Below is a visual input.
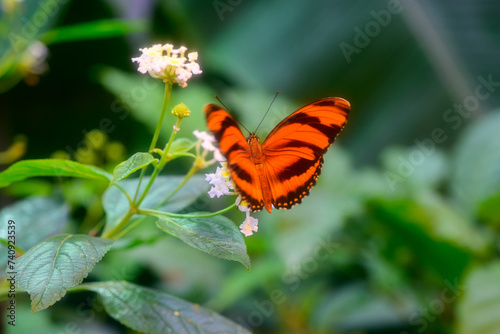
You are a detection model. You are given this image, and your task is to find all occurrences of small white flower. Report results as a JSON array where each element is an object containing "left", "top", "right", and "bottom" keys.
[
  {"left": 185, "top": 61, "right": 202, "bottom": 75},
  {"left": 188, "top": 52, "right": 198, "bottom": 62},
  {"left": 240, "top": 213, "right": 258, "bottom": 237},
  {"left": 208, "top": 185, "right": 227, "bottom": 198},
  {"left": 132, "top": 43, "right": 202, "bottom": 87},
  {"left": 193, "top": 130, "right": 226, "bottom": 163},
  {"left": 213, "top": 148, "right": 225, "bottom": 162},
  {"left": 193, "top": 130, "right": 216, "bottom": 151},
  {"left": 236, "top": 195, "right": 250, "bottom": 212}
]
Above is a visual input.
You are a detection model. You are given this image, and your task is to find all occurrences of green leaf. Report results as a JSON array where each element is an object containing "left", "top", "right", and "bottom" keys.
[
  {"left": 102, "top": 175, "right": 207, "bottom": 234},
  {"left": 41, "top": 19, "right": 147, "bottom": 45},
  {"left": 414, "top": 192, "right": 491, "bottom": 255},
  {"left": 3, "top": 179, "right": 53, "bottom": 197},
  {"left": 478, "top": 192, "right": 500, "bottom": 228},
  {"left": 170, "top": 138, "right": 196, "bottom": 154},
  {"left": 98, "top": 235, "right": 227, "bottom": 293},
  {"left": 169, "top": 138, "right": 196, "bottom": 159},
  {"left": 80, "top": 281, "right": 251, "bottom": 334},
  {"left": 0, "top": 195, "right": 69, "bottom": 265},
  {"left": 112, "top": 152, "right": 157, "bottom": 183},
  {"left": 155, "top": 214, "right": 250, "bottom": 269},
  {"left": 456, "top": 262, "right": 500, "bottom": 334},
  {"left": 451, "top": 112, "right": 500, "bottom": 214},
  {"left": 368, "top": 199, "right": 471, "bottom": 283},
  {"left": 0, "top": 159, "right": 111, "bottom": 188},
  {"left": 16, "top": 234, "right": 113, "bottom": 312},
  {"left": 207, "top": 256, "right": 284, "bottom": 310}
]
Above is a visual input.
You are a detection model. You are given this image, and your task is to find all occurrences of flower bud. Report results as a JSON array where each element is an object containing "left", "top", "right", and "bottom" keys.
[{"left": 171, "top": 103, "right": 191, "bottom": 118}]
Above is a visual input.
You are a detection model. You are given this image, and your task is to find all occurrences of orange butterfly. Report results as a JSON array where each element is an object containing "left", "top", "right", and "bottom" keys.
[{"left": 204, "top": 97, "right": 350, "bottom": 213}]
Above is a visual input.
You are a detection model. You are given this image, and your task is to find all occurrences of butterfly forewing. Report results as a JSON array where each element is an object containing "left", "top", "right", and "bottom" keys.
[
  {"left": 204, "top": 104, "right": 265, "bottom": 211},
  {"left": 261, "top": 97, "right": 350, "bottom": 210}
]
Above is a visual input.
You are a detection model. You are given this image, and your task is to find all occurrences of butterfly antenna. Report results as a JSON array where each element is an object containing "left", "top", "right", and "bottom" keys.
[
  {"left": 215, "top": 96, "right": 251, "bottom": 134},
  {"left": 254, "top": 91, "right": 279, "bottom": 133}
]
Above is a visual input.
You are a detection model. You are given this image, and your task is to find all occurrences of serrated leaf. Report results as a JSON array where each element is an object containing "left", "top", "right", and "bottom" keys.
[
  {"left": 0, "top": 195, "right": 69, "bottom": 264},
  {"left": 16, "top": 234, "right": 113, "bottom": 312},
  {"left": 456, "top": 262, "right": 500, "bottom": 334},
  {"left": 155, "top": 214, "right": 250, "bottom": 269},
  {"left": 112, "top": 152, "right": 157, "bottom": 183},
  {"left": 0, "top": 159, "right": 111, "bottom": 188},
  {"left": 102, "top": 175, "right": 208, "bottom": 234},
  {"left": 80, "top": 281, "right": 251, "bottom": 334}
]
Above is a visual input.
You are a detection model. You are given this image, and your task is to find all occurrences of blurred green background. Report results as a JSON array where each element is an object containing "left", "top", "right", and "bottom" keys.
[{"left": 1, "top": 0, "right": 500, "bottom": 333}]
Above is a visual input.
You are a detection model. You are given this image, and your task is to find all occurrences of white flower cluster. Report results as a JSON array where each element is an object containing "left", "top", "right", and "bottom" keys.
[
  {"left": 193, "top": 130, "right": 259, "bottom": 237},
  {"left": 205, "top": 163, "right": 235, "bottom": 198},
  {"left": 132, "top": 44, "right": 202, "bottom": 87}
]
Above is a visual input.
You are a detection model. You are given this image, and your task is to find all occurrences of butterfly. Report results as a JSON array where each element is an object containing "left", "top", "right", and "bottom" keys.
[{"left": 204, "top": 97, "right": 350, "bottom": 213}]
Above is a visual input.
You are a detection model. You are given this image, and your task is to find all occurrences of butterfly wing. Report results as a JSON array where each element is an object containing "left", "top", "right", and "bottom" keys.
[
  {"left": 261, "top": 97, "right": 350, "bottom": 210},
  {"left": 204, "top": 104, "right": 265, "bottom": 211}
]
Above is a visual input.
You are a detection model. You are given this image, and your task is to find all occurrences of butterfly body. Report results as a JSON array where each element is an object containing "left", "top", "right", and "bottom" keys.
[
  {"left": 204, "top": 97, "right": 350, "bottom": 213},
  {"left": 246, "top": 133, "right": 274, "bottom": 212}
]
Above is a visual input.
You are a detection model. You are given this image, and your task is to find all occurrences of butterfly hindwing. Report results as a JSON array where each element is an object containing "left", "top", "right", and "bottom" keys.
[
  {"left": 203, "top": 104, "right": 265, "bottom": 211},
  {"left": 261, "top": 97, "right": 350, "bottom": 210}
]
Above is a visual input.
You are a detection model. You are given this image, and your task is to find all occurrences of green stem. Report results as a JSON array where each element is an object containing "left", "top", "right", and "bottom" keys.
[
  {"left": 79, "top": 196, "right": 104, "bottom": 233},
  {"left": 155, "top": 162, "right": 199, "bottom": 209},
  {"left": 106, "top": 203, "right": 236, "bottom": 241},
  {"left": 159, "top": 118, "right": 183, "bottom": 168},
  {"left": 112, "top": 182, "right": 133, "bottom": 206},
  {"left": 102, "top": 208, "right": 135, "bottom": 239},
  {"left": 102, "top": 84, "right": 180, "bottom": 240},
  {"left": 135, "top": 117, "right": 182, "bottom": 208},
  {"left": 0, "top": 238, "right": 25, "bottom": 255},
  {"left": 88, "top": 218, "right": 106, "bottom": 236},
  {"left": 133, "top": 82, "right": 172, "bottom": 203},
  {"left": 138, "top": 204, "right": 236, "bottom": 219},
  {"left": 149, "top": 83, "right": 173, "bottom": 151},
  {"left": 114, "top": 216, "right": 146, "bottom": 240},
  {"left": 114, "top": 161, "right": 204, "bottom": 240},
  {"left": 67, "top": 284, "right": 90, "bottom": 293}
]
